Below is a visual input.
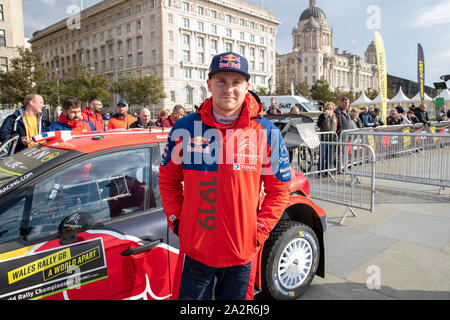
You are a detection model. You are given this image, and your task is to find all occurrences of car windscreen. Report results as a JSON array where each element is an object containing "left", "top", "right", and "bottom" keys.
[{"left": 0, "top": 144, "right": 69, "bottom": 188}]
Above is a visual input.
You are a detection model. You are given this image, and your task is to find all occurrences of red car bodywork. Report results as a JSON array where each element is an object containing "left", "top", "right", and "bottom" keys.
[{"left": 0, "top": 129, "right": 325, "bottom": 300}]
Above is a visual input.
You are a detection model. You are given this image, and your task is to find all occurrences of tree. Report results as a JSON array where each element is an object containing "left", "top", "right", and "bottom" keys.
[
  {"left": 310, "top": 78, "right": 334, "bottom": 103},
  {"left": 295, "top": 81, "right": 311, "bottom": 98},
  {"left": 110, "top": 75, "right": 166, "bottom": 115},
  {"left": 0, "top": 47, "right": 49, "bottom": 107},
  {"left": 60, "top": 64, "right": 110, "bottom": 105}
]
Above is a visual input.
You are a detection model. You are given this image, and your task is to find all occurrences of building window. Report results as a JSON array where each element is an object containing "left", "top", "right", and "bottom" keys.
[
  {"left": 182, "top": 34, "right": 190, "bottom": 46},
  {"left": 183, "top": 50, "right": 190, "bottom": 62},
  {"left": 137, "top": 52, "right": 143, "bottom": 65},
  {"left": 211, "top": 25, "right": 217, "bottom": 35},
  {"left": 170, "top": 90, "right": 176, "bottom": 102},
  {"left": 197, "top": 37, "right": 204, "bottom": 49},
  {"left": 210, "top": 10, "right": 217, "bottom": 19},
  {"left": 184, "top": 69, "right": 191, "bottom": 79},
  {"left": 0, "top": 57, "right": 8, "bottom": 73},
  {"left": 182, "top": 2, "right": 189, "bottom": 12},
  {"left": 197, "top": 52, "right": 204, "bottom": 64},
  {"left": 0, "top": 30, "right": 6, "bottom": 47},
  {"left": 182, "top": 18, "right": 189, "bottom": 28},
  {"left": 184, "top": 86, "right": 192, "bottom": 104},
  {"left": 0, "top": 5, "right": 4, "bottom": 21},
  {"left": 199, "top": 86, "right": 207, "bottom": 102},
  {"left": 210, "top": 40, "right": 217, "bottom": 52}
]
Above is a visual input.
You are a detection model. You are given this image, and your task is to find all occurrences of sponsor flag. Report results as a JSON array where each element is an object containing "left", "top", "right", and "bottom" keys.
[
  {"left": 374, "top": 31, "right": 388, "bottom": 124},
  {"left": 417, "top": 43, "right": 425, "bottom": 104}
]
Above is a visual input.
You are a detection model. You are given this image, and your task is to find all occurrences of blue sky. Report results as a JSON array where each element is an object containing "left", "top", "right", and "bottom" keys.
[{"left": 23, "top": 0, "right": 450, "bottom": 87}]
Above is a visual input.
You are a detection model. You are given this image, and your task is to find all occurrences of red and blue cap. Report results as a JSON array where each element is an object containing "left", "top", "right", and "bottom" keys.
[{"left": 208, "top": 51, "right": 250, "bottom": 80}]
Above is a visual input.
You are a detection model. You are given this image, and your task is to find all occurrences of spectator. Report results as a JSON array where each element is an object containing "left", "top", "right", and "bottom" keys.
[
  {"left": 386, "top": 109, "right": 402, "bottom": 125},
  {"left": 350, "top": 107, "right": 363, "bottom": 128},
  {"left": 414, "top": 103, "right": 431, "bottom": 126},
  {"left": 107, "top": 100, "right": 137, "bottom": 130},
  {"left": 47, "top": 96, "right": 96, "bottom": 132},
  {"left": 334, "top": 97, "right": 353, "bottom": 135},
  {"left": 269, "top": 97, "right": 280, "bottom": 109},
  {"left": 364, "top": 107, "right": 384, "bottom": 127},
  {"left": 436, "top": 105, "right": 447, "bottom": 122},
  {"left": 317, "top": 102, "right": 337, "bottom": 173},
  {"left": 158, "top": 51, "right": 290, "bottom": 300},
  {"left": 289, "top": 106, "right": 301, "bottom": 115},
  {"left": 395, "top": 104, "right": 405, "bottom": 115},
  {"left": 0, "top": 93, "right": 47, "bottom": 153},
  {"left": 358, "top": 106, "right": 370, "bottom": 126},
  {"left": 159, "top": 104, "right": 186, "bottom": 127},
  {"left": 406, "top": 110, "right": 419, "bottom": 124},
  {"left": 82, "top": 98, "right": 104, "bottom": 131},
  {"left": 156, "top": 109, "right": 171, "bottom": 127},
  {"left": 268, "top": 106, "right": 282, "bottom": 114},
  {"left": 130, "top": 107, "right": 155, "bottom": 128}
]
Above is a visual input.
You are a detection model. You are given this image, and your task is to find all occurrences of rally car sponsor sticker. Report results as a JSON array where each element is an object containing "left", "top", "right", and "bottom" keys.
[{"left": 0, "top": 238, "right": 107, "bottom": 300}]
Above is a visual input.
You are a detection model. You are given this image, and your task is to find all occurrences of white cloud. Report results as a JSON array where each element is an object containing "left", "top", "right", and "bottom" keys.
[
  {"left": 412, "top": 1, "right": 450, "bottom": 27},
  {"left": 39, "top": 0, "right": 56, "bottom": 4}
]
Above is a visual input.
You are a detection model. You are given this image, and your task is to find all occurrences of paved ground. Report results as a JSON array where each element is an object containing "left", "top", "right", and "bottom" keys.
[{"left": 301, "top": 179, "right": 450, "bottom": 300}]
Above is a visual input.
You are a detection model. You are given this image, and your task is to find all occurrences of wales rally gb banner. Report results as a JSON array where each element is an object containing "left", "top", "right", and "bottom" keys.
[{"left": 374, "top": 31, "right": 387, "bottom": 124}]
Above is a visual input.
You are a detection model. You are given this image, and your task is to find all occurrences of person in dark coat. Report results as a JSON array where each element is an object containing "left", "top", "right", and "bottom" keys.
[
  {"left": 414, "top": 103, "right": 431, "bottom": 126},
  {"left": 334, "top": 97, "right": 353, "bottom": 135},
  {"left": 0, "top": 93, "right": 47, "bottom": 153}
]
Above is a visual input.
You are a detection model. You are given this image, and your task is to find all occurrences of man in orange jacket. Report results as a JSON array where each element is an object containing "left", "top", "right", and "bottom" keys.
[
  {"left": 82, "top": 97, "right": 105, "bottom": 131},
  {"left": 158, "top": 52, "right": 291, "bottom": 300},
  {"left": 107, "top": 100, "right": 137, "bottom": 130}
]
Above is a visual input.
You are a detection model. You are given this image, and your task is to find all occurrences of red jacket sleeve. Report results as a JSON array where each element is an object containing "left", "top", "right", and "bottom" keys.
[
  {"left": 158, "top": 134, "right": 184, "bottom": 234},
  {"left": 256, "top": 127, "right": 291, "bottom": 245}
]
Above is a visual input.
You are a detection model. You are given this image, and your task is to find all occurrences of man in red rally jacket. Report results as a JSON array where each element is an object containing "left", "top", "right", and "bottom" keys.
[
  {"left": 82, "top": 97, "right": 105, "bottom": 131},
  {"left": 158, "top": 51, "right": 291, "bottom": 300}
]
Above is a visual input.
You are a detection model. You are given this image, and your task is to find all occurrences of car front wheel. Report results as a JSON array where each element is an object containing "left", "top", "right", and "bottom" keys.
[{"left": 261, "top": 221, "right": 320, "bottom": 300}]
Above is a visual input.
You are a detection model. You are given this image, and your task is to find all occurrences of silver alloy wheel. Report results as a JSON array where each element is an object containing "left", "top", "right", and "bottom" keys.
[{"left": 277, "top": 237, "right": 313, "bottom": 289}]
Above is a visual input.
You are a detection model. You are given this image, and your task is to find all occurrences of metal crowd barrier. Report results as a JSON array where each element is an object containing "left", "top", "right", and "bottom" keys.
[
  {"left": 340, "top": 129, "right": 450, "bottom": 189},
  {"left": 290, "top": 134, "right": 376, "bottom": 224}
]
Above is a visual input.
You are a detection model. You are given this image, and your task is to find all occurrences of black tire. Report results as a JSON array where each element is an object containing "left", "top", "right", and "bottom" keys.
[{"left": 261, "top": 221, "right": 320, "bottom": 300}]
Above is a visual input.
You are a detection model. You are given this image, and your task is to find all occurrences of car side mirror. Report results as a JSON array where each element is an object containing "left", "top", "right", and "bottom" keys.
[{"left": 59, "top": 212, "right": 95, "bottom": 245}]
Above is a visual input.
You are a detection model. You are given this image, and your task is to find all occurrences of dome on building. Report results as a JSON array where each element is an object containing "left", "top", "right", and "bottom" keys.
[
  {"left": 299, "top": 0, "right": 326, "bottom": 22},
  {"left": 304, "top": 17, "right": 320, "bottom": 29}
]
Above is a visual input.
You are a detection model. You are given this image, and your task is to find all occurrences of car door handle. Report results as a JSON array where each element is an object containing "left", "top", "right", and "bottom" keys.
[{"left": 121, "top": 239, "right": 162, "bottom": 256}]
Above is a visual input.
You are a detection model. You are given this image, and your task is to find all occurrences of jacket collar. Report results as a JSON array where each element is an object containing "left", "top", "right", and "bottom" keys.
[{"left": 196, "top": 92, "right": 263, "bottom": 129}]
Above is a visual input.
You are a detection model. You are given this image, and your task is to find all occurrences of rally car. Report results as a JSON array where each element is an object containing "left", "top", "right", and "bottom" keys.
[{"left": 0, "top": 128, "right": 326, "bottom": 300}]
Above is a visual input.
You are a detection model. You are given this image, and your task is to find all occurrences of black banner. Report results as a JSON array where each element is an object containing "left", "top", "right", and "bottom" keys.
[{"left": 0, "top": 238, "right": 107, "bottom": 300}]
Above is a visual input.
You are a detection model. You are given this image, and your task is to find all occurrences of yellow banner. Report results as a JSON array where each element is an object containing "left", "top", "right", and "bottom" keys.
[
  {"left": 374, "top": 31, "right": 387, "bottom": 124},
  {"left": 7, "top": 248, "right": 71, "bottom": 284}
]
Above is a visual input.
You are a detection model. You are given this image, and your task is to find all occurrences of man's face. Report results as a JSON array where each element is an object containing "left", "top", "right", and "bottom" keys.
[
  {"left": 341, "top": 99, "right": 350, "bottom": 109},
  {"left": 117, "top": 104, "right": 128, "bottom": 116},
  {"left": 207, "top": 72, "right": 249, "bottom": 116},
  {"left": 140, "top": 110, "right": 151, "bottom": 125},
  {"left": 29, "top": 95, "right": 44, "bottom": 114},
  {"left": 65, "top": 106, "right": 82, "bottom": 121},
  {"left": 90, "top": 100, "right": 103, "bottom": 113},
  {"left": 171, "top": 109, "right": 184, "bottom": 121}
]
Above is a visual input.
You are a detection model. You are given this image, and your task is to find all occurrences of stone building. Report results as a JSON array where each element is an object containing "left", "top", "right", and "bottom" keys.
[
  {"left": 277, "top": 0, "right": 378, "bottom": 93},
  {"left": 29, "top": 0, "right": 279, "bottom": 113},
  {"left": 0, "top": 0, "right": 25, "bottom": 73}
]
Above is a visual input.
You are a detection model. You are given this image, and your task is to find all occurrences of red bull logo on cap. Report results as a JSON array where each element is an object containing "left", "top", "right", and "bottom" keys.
[{"left": 219, "top": 54, "right": 241, "bottom": 69}]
